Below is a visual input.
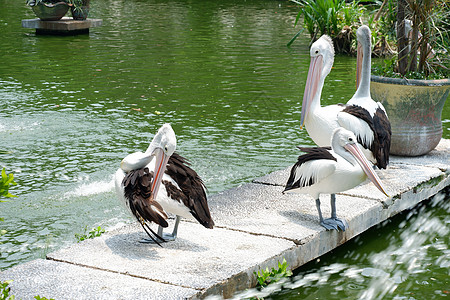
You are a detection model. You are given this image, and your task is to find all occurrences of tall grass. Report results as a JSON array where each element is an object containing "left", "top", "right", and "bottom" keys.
[{"left": 288, "top": 0, "right": 366, "bottom": 53}]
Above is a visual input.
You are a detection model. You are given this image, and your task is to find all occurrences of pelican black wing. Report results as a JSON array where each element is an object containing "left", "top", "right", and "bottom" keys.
[
  {"left": 123, "top": 167, "right": 169, "bottom": 244},
  {"left": 284, "top": 147, "right": 336, "bottom": 191},
  {"left": 342, "top": 104, "right": 391, "bottom": 169},
  {"left": 164, "top": 152, "right": 214, "bottom": 229}
]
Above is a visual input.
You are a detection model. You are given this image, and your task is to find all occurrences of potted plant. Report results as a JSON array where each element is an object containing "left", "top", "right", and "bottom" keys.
[
  {"left": 67, "top": 0, "right": 90, "bottom": 20},
  {"left": 370, "top": 0, "right": 450, "bottom": 156},
  {"left": 26, "top": 0, "right": 70, "bottom": 21}
]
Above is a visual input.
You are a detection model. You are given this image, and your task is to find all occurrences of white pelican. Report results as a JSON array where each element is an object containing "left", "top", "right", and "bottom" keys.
[
  {"left": 115, "top": 123, "right": 214, "bottom": 245},
  {"left": 299, "top": 30, "right": 391, "bottom": 169},
  {"left": 299, "top": 35, "right": 343, "bottom": 147},
  {"left": 284, "top": 127, "right": 388, "bottom": 231},
  {"left": 342, "top": 25, "right": 391, "bottom": 169}
]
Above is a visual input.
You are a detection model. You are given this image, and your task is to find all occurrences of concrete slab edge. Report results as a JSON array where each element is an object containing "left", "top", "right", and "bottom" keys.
[{"left": 46, "top": 256, "right": 203, "bottom": 291}]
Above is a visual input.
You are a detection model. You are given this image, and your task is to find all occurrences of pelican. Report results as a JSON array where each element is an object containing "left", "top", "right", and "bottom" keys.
[
  {"left": 342, "top": 25, "right": 391, "bottom": 169},
  {"left": 115, "top": 123, "right": 214, "bottom": 245},
  {"left": 299, "top": 29, "right": 391, "bottom": 169},
  {"left": 299, "top": 35, "right": 343, "bottom": 147},
  {"left": 284, "top": 127, "right": 388, "bottom": 231}
]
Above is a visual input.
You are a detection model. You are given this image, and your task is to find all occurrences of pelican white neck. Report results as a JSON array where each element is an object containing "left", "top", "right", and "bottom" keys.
[
  {"left": 354, "top": 25, "right": 372, "bottom": 100},
  {"left": 300, "top": 35, "right": 335, "bottom": 127}
]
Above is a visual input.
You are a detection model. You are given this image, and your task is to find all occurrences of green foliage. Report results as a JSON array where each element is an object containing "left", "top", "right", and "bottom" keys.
[
  {"left": 0, "top": 280, "right": 15, "bottom": 300},
  {"left": 372, "top": 55, "right": 450, "bottom": 79},
  {"left": 254, "top": 259, "right": 293, "bottom": 288},
  {"left": 0, "top": 281, "right": 55, "bottom": 300},
  {"left": 66, "top": 0, "right": 89, "bottom": 11},
  {"left": 0, "top": 168, "right": 17, "bottom": 223},
  {"left": 75, "top": 226, "right": 105, "bottom": 242},
  {"left": 0, "top": 168, "right": 17, "bottom": 200},
  {"left": 288, "top": 0, "right": 366, "bottom": 50},
  {"left": 34, "top": 296, "right": 55, "bottom": 300}
]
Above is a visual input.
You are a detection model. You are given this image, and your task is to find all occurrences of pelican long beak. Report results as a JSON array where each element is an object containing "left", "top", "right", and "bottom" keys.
[
  {"left": 150, "top": 148, "right": 171, "bottom": 201},
  {"left": 344, "top": 143, "right": 389, "bottom": 197},
  {"left": 356, "top": 42, "right": 363, "bottom": 90},
  {"left": 300, "top": 55, "right": 323, "bottom": 129}
]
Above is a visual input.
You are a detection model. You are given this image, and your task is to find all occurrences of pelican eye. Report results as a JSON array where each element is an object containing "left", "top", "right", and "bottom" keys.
[
  {"left": 164, "top": 145, "right": 169, "bottom": 152},
  {"left": 315, "top": 50, "right": 319, "bottom": 54},
  {"left": 349, "top": 137, "right": 353, "bottom": 142}
]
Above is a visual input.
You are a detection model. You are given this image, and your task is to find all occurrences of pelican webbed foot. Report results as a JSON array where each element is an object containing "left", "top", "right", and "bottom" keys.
[
  {"left": 320, "top": 218, "right": 339, "bottom": 230},
  {"left": 321, "top": 217, "right": 348, "bottom": 231}
]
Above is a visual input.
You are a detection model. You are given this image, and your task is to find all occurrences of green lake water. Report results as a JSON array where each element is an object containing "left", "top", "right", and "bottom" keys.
[{"left": 0, "top": 0, "right": 448, "bottom": 298}]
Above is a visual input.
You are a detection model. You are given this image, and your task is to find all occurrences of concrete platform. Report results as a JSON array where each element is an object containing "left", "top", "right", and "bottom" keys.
[
  {"left": 1, "top": 139, "right": 449, "bottom": 299},
  {"left": 22, "top": 17, "right": 102, "bottom": 35}
]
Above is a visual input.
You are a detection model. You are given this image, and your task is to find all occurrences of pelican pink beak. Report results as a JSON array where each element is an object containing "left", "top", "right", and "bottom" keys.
[
  {"left": 300, "top": 55, "right": 323, "bottom": 129},
  {"left": 344, "top": 143, "right": 389, "bottom": 197},
  {"left": 356, "top": 42, "right": 363, "bottom": 90},
  {"left": 150, "top": 147, "right": 171, "bottom": 201}
]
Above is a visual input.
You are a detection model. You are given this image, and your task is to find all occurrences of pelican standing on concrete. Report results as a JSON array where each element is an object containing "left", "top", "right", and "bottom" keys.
[
  {"left": 284, "top": 127, "right": 388, "bottom": 231},
  {"left": 115, "top": 124, "right": 214, "bottom": 245},
  {"left": 299, "top": 29, "right": 391, "bottom": 169}
]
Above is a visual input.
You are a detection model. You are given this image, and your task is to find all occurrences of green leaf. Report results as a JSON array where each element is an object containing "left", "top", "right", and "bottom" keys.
[{"left": 287, "top": 28, "right": 305, "bottom": 47}]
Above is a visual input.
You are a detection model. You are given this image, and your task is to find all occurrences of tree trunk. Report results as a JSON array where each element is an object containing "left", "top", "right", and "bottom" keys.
[
  {"left": 396, "top": 0, "right": 408, "bottom": 75},
  {"left": 409, "top": 16, "right": 419, "bottom": 72}
]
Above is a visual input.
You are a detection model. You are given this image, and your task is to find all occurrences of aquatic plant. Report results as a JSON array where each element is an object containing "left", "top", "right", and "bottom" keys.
[
  {"left": 75, "top": 226, "right": 105, "bottom": 242},
  {"left": 288, "top": 0, "right": 366, "bottom": 54},
  {"left": 34, "top": 296, "right": 55, "bottom": 300},
  {"left": 0, "top": 280, "right": 14, "bottom": 300},
  {"left": 254, "top": 258, "right": 293, "bottom": 288},
  {"left": 0, "top": 168, "right": 16, "bottom": 201},
  {"left": 0, "top": 168, "right": 17, "bottom": 224}
]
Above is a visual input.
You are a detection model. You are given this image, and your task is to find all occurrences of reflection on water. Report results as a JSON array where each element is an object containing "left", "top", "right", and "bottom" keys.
[
  {"left": 0, "top": 0, "right": 311, "bottom": 270},
  {"left": 232, "top": 190, "right": 449, "bottom": 299},
  {"left": 0, "top": 3, "right": 448, "bottom": 299}
]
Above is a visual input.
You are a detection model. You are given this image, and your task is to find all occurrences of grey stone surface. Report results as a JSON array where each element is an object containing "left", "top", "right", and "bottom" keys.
[
  {"left": 0, "top": 259, "right": 197, "bottom": 300},
  {"left": 47, "top": 222, "right": 295, "bottom": 298},
  {"left": 209, "top": 183, "right": 379, "bottom": 244},
  {"left": 340, "top": 162, "right": 446, "bottom": 202},
  {"left": 390, "top": 139, "right": 450, "bottom": 171},
  {"left": 1, "top": 139, "right": 448, "bottom": 300}
]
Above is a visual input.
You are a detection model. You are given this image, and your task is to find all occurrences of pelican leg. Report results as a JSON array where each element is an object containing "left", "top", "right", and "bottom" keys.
[
  {"left": 316, "top": 198, "right": 337, "bottom": 230},
  {"left": 160, "top": 215, "right": 181, "bottom": 242},
  {"left": 322, "top": 194, "right": 348, "bottom": 231},
  {"left": 139, "top": 216, "right": 181, "bottom": 243}
]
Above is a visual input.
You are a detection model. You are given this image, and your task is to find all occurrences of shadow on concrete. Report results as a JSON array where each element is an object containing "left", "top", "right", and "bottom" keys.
[{"left": 105, "top": 230, "right": 210, "bottom": 262}]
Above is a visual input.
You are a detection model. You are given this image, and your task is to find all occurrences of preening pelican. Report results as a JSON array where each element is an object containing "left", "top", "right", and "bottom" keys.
[
  {"left": 299, "top": 29, "right": 391, "bottom": 169},
  {"left": 284, "top": 127, "right": 388, "bottom": 231},
  {"left": 115, "top": 124, "right": 214, "bottom": 245}
]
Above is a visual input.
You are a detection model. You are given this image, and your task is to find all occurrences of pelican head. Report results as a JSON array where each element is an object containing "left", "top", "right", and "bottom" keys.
[
  {"left": 332, "top": 128, "right": 388, "bottom": 197},
  {"left": 356, "top": 25, "right": 372, "bottom": 89},
  {"left": 300, "top": 35, "right": 335, "bottom": 129}
]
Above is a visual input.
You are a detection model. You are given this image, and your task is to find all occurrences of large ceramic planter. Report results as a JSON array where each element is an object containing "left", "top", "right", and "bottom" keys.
[
  {"left": 31, "top": 2, "right": 70, "bottom": 21},
  {"left": 370, "top": 75, "right": 450, "bottom": 156}
]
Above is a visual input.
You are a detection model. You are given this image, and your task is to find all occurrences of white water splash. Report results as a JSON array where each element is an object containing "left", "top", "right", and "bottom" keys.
[{"left": 64, "top": 177, "right": 115, "bottom": 198}]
